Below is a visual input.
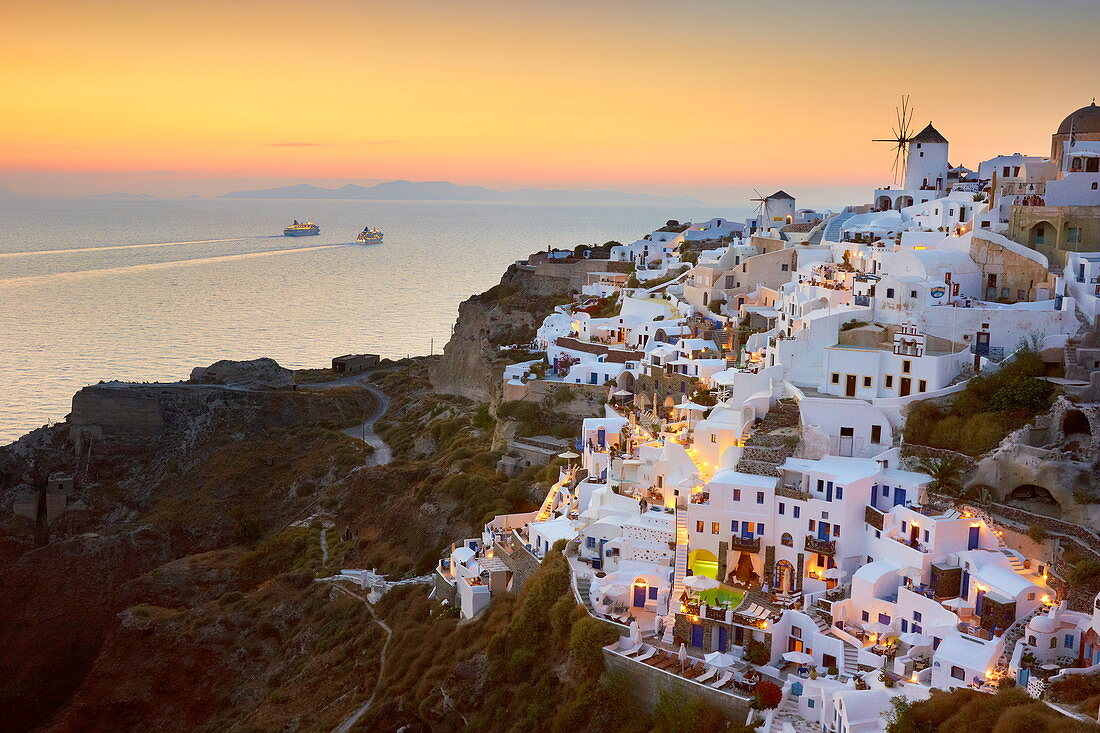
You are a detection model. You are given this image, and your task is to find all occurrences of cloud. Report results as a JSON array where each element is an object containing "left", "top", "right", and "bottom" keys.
[{"left": 266, "top": 142, "right": 326, "bottom": 148}]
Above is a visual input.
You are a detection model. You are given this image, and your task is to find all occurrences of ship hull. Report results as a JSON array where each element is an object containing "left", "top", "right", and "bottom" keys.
[{"left": 284, "top": 230, "right": 320, "bottom": 237}]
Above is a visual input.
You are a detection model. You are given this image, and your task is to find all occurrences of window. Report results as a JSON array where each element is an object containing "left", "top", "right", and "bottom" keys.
[
  {"left": 657, "top": 476, "right": 664, "bottom": 488},
  {"left": 733, "top": 489, "right": 741, "bottom": 501},
  {"left": 1065, "top": 635, "right": 1075, "bottom": 648},
  {"left": 779, "top": 502, "right": 786, "bottom": 515},
  {"left": 861, "top": 610, "right": 870, "bottom": 622},
  {"left": 649, "top": 586, "right": 658, "bottom": 600},
  {"left": 951, "top": 666, "right": 965, "bottom": 681},
  {"left": 757, "top": 492, "right": 765, "bottom": 504},
  {"left": 923, "top": 529, "right": 929, "bottom": 542},
  {"left": 882, "top": 486, "right": 890, "bottom": 497},
  {"left": 696, "top": 521, "right": 704, "bottom": 533},
  {"left": 792, "top": 626, "right": 802, "bottom": 638},
  {"left": 885, "top": 375, "right": 894, "bottom": 389},
  {"left": 781, "top": 263, "right": 789, "bottom": 271},
  {"left": 1027, "top": 593, "right": 1035, "bottom": 601},
  {"left": 586, "top": 536, "right": 596, "bottom": 549},
  {"left": 836, "top": 487, "right": 844, "bottom": 500},
  {"left": 817, "top": 479, "right": 824, "bottom": 492},
  {"left": 878, "top": 613, "right": 891, "bottom": 625},
  {"left": 1028, "top": 635, "right": 1036, "bottom": 646},
  {"left": 875, "top": 530, "right": 881, "bottom": 538},
  {"left": 901, "top": 521, "right": 907, "bottom": 532},
  {"left": 731, "top": 520, "right": 739, "bottom": 532},
  {"left": 833, "top": 525, "right": 841, "bottom": 537},
  {"left": 793, "top": 506, "right": 800, "bottom": 519},
  {"left": 1050, "top": 637, "right": 1058, "bottom": 649},
  {"left": 912, "top": 624, "right": 922, "bottom": 634},
  {"left": 809, "top": 519, "right": 817, "bottom": 531},
  {"left": 863, "top": 376, "right": 872, "bottom": 388},
  {"left": 831, "top": 373, "right": 840, "bottom": 384},
  {"left": 886, "top": 288, "right": 895, "bottom": 298},
  {"left": 1068, "top": 227, "right": 1081, "bottom": 244},
  {"left": 918, "top": 379, "right": 927, "bottom": 393},
  {"left": 871, "top": 425, "right": 882, "bottom": 443},
  {"left": 757, "top": 523, "right": 765, "bottom": 534},
  {"left": 712, "top": 522, "right": 720, "bottom": 535},
  {"left": 781, "top": 533, "right": 794, "bottom": 547},
  {"left": 808, "top": 699, "right": 815, "bottom": 709},
  {"left": 711, "top": 434, "right": 717, "bottom": 444},
  {"left": 910, "top": 290, "right": 917, "bottom": 299},
  {"left": 902, "top": 360, "right": 912, "bottom": 374},
  {"left": 914, "top": 611, "right": 922, "bottom": 622}
]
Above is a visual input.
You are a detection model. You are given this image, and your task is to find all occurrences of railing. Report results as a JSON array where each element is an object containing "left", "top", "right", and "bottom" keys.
[
  {"left": 970, "top": 344, "right": 1005, "bottom": 358},
  {"left": 729, "top": 535, "right": 761, "bottom": 552},
  {"left": 777, "top": 484, "right": 812, "bottom": 501},
  {"left": 853, "top": 295, "right": 870, "bottom": 307},
  {"left": 865, "top": 506, "right": 885, "bottom": 531},
  {"left": 805, "top": 535, "right": 837, "bottom": 555}
]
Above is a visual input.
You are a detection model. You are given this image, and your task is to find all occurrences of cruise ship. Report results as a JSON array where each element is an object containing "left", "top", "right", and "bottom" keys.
[
  {"left": 356, "top": 227, "right": 384, "bottom": 244},
  {"left": 283, "top": 220, "right": 320, "bottom": 236}
]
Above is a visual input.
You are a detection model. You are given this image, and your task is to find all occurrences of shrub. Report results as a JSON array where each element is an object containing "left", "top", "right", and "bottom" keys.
[
  {"left": 567, "top": 617, "right": 618, "bottom": 678},
  {"left": 1026, "top": 525, "right": 1048, "bottom": 543},
  {"left": 753, "top": 680, "right": 783, "bottom": 709},
  {"left": 745, "top": 639, "right": 769, "bottom": 666},
  {"left": 1070, "top": 559, "right": 1100, "bottom": 585}
]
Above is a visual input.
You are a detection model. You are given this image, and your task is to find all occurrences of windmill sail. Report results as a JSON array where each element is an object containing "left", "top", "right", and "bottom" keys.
[{"left": 873, "top": 95, "right": 915, "bottom": 184}]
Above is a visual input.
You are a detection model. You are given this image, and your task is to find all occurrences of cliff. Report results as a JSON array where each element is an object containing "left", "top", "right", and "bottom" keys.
[{"left": 429, "top": 263, "right": 574, "bottom": 402}]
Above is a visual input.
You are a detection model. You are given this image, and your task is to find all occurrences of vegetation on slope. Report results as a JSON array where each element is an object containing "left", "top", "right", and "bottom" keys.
[{"left": 886, "top": 686, "right": 1098, "bottom": 733}]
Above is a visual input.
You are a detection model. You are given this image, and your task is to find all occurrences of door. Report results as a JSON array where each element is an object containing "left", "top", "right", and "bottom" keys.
[
  {"left": 597, "top": 428, "right": 606, "bottom": 447},
  {"left": 910, "top": 524, "right": 919, "bottom": 545},
  {"left": 845, "top": 374, "right": 857, "bottom": 397},
  {"left": 968, "top": 525, "right": 980, "bottom": 550},
  {"left": 718, "top": 626, "right": 729, "bottom": 652},
  {"left": 691, "top": 624, "right": 704, "bottom": 648},
  {"left": 899, "top": 377, "right": 912, "bottom": 397},
  {"left": 818, "top": 522, "right": 830, "bottom": 541},
  {"left": 838, "top": 428, "right": 854, "bottom": 457},
  {"left": 961, "top": 570, "right": 970, "bottom": 599},
  {"left": 633, "top": 584, "right": 647, "bottom": 608},
  {"left": 975, "top": 332, "right": 990, "bottom": 355},
  {"left": 975, "top": 589, "right": 986, "bottom": 616},
  {"left": 893, "top": 487, "right": 906, "bottom": 507}
]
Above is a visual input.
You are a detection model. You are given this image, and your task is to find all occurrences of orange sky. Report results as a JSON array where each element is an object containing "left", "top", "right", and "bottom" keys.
[{"left": 2, "top": 0, "right": 1098, "bottom": 201}]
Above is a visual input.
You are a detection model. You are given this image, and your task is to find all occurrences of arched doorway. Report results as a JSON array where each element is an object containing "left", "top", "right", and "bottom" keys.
[
  {"left": 731, "top": 552, "right": 758, "bottom": 586},
  {"left": 774, "top": 560, "right": 795, "bottom": 593},
  {"left": 1063, "top": 409, "right": 1091, "bottom": 439},
  {"left": 895, "top": 196, "right": 913, "bottom": 210},
  {"left": 689, "top": 549, "right": 719, "bottom": 579},
  {"left": 1029, "top": 221, "right": 1057, "bottom": 247},
  {"left": 1006, "top": 484, "right": 1062, "bottom": 517},
  {"left": 876, "top": 195, "right": 892, "bottom": 211}
]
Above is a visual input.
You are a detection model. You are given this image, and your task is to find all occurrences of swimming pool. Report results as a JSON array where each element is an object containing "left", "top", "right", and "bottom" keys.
[{"left": 696, "top": 586, "right": 746, "bottom": 609}]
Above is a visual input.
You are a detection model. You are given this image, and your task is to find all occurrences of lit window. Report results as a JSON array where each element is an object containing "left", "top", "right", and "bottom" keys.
[
  {"left": 712, "top": 522, "right": 720, "bottom": 535},
  {"left": 696, "top": 521, "right": 704, "bottom": 533}
]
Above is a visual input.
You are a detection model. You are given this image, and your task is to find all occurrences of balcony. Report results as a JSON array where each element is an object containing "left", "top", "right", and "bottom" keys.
[
  {"left": 805, "top": 535, "right": 837, "bottom": 556},
  {"left": 865, "top": 505, "right": 885, "bottom": 531},
  {"left": 853, "top": 294, "right": 870, "bottom": 307},
  {"left": 729, "top": 535, "right": 761, "bottom": 552},
  {"left": 776, "top": 484, "right": 812, "bottom": 501},
  {"left": 970, "top": 344, "right": 1005, "bottom": 359}
]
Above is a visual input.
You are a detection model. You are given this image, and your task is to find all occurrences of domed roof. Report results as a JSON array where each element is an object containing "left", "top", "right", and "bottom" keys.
[{"left": 1057, "top": 102, "right": 1100, "bottom": 135}]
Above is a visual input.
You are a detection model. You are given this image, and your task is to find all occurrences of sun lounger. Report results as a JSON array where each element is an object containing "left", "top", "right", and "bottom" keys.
[
  {"left": 696, "top": 666, "right": 718, "bottom": 684},
  {"left": 709, "top": 671, "right": 733, "bottom": 688},
  {"left": 627, "top": 644, "right": 652, "bottom": 658},
  {"left": 620, "top": 640, "right": 643, "bottom": 656}
]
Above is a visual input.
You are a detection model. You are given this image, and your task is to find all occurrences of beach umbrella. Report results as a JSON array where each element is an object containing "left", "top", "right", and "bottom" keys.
[
  {"left": 557, "top": 451, "right": 580, "bottom": 460},
  {"left": 629, "top": 619, "right": 641, "bottom": 644},
  {"left": 674, "top": 401, "right": 709, "bottom": 411},
  {"left": 783, "top": 651, "right": 814, "bottom": 665},
  {"left": 898, "top": 632, "right": 932, "bottom": 647},
  {"left": 678, "top": 642, "right": 688, "bottom": 669},
  {"left": 822, "top": 568, "right": 846, "bottom": 580},
  {"left": 863, "top": 622, "right": 893, "bottom": 637},
  {"left": 705, "top": 651, "right": 737, "bottom": 668},
  {"left": 654, "top": 615, "right": 663, "bottom": 635},
  {"left": 613, "top": 389, "right": 633, "bottom": 397},
  {"left": 683, "top": 575, "right": 720, "bottom": 592},
  {"left": 601, "top": 584, "right": 629, "bottom": 599},
  {"left": 942, "top": 597, "right": 972, "bottom": 611}
]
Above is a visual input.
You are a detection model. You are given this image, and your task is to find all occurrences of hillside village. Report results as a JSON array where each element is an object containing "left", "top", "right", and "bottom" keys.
[{"left": 433, "top": 101, "right": 1100, "bottom": 731}]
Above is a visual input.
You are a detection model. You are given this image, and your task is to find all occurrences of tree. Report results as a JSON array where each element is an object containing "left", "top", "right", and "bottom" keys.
[
  {"left": 752, "top": 680, "right": 783, "bottom": 709},
  {"left": 913, "top": 455, "right": 968, "bottom": 497}
]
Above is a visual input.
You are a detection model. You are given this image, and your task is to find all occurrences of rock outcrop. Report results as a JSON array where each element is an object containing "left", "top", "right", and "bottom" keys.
[{"left": 189, "top": 357, "right": 294, "bottom": 389}]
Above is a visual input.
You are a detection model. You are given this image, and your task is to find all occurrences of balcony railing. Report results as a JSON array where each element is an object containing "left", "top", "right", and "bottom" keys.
[
  {"left": 777, "top": 484, "right": 812, "bottom": 501},
  {"left": 853, "top": 295, "right": 871, "bottom": 307},
  {"left": 970, "top": 344, "right": 1004, "bottom": 358},
  {"left": 729, "top": 535, "right": 761, "bottom": 552},
  {"left": 805, "top": 535, "right": 837, "bottom": 556}
]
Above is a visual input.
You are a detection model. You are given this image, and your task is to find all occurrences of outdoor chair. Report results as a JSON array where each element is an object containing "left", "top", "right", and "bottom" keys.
[
  {"left": 696, "top": 666, "right": 718, "bottom": 684},
  {"left": 709, "top": 671, "right": 733, "bottom": 688}
]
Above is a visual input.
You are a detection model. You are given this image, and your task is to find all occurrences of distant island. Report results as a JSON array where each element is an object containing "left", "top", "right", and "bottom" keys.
[{"left": 218, "top": 180, "right": 705, "bottom": 205}]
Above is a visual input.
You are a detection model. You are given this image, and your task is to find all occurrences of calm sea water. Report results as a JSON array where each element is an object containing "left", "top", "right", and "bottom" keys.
[{"left": 0, "top": 197, "right": 736, "bottom": 443}]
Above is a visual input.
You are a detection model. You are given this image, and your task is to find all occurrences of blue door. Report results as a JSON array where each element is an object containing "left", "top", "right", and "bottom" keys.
[
  {"left": 871, "top": 485, "right": 878, "bottom": 510},
  {"left": 975, "top": 590, "right": 985, "bottom": 616},
  {"left": 691, "top": 624, "right": 704, "bottom": 648},
  {"left": 961, "top": 570, "right": 970, "bottom": 598},
  {"left": 825, "top": 481, "right": 833, "bottom": 502},
  {"left": 633, "top": 585, "right": 647, "bottom": 608},
  {"left": 893, "top": 487, "right": 907, "bottom": 507},
  {"left": 818, "top": 522, "right": 830, "bottom": 541},
  {"left": 597, "top": 429, "right": 606, "bottom": 447},
  {"left": 718, "top": 626, "right": 729, "bottom": 652},
  {"left": 589, "top": 372, "right": 598, "bottom": 385},
  {"left": 968, "top": 526, "right": 980, "bottom": 550}
]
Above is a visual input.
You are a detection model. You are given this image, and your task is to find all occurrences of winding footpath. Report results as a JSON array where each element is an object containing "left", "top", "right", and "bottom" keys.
[
  {"left": 305, "top": 371, "right": 393, "bottom": 467},
  {"left": 327, "top": 582, "right": 393, "bottom": 733}
]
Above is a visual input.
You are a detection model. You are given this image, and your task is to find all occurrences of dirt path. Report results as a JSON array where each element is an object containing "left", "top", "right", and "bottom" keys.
[
  {"left": 305, "top": 373, "right": 393, "bottom": 467},
  {"left": 328, "top": 582, "right": 393, "bottom": 733}
]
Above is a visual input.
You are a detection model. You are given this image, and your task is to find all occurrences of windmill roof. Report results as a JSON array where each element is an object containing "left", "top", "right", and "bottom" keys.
[
  {"left": 912, "top": 123, "right": 948, "bottom": 144},
  {"left": 768, "top": 190, "right": 795, "bottom": 200}
]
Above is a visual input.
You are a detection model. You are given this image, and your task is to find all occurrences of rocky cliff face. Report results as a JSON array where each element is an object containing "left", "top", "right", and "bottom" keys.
[{"left": 429, "top": 263, "right": 573, "bottom": 402}]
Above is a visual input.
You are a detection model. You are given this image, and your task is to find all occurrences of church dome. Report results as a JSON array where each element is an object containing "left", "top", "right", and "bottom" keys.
[{"left": 1057, "top": 102, "right": 1100, "bottom": 135}]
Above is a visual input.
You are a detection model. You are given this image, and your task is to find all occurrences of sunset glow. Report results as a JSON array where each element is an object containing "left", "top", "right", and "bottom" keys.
[{"left": 4, "top": 0, "right": 1098, "bottom": 199}]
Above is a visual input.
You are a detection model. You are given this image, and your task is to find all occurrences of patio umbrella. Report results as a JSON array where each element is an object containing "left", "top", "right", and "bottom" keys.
[
  {"left": 705, "top": 651, "right": 737, "bottom": 668},
  {"left": 822, "top": 568, "right": 846, "bottom": 580},
  {"left": 557, "top": 451, "right": 580, "bottom": 460},
  {"left": 601, "top": 584, "right": 629, "bottom": 599},
  {"left": 674, "top": 401, "right": 709, "bottom": 411},
  {"left": 683, "top": 575, "right": 720, "bottom": 592},
  {"left": 942, "top": 597, "right": 972, "bottom": 610},
  {"left": 783, "top": 651, "right": 814, "bottom": 665},
  {"left": 898, "top": 632, "right": 932, "bottom": 647},
  {"left": 863, "top": 622, "right": 893, "bottom": 637},
  {"left": 613, "top": 389, "right": 633, "bottom": 397},
  {"left": 628, "top": 620, "right": 641, "bottom": 644},
  {"left": 678, "top": 643, "right": 688, "bottom": 669}
]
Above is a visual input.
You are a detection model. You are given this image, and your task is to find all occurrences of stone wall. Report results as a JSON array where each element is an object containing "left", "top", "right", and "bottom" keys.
[
  {"left": 495, "top": 536, "right": 540, "bottom": 593},
  {"left": 602, "top": 649, "right": 753, "bottom": 719}
]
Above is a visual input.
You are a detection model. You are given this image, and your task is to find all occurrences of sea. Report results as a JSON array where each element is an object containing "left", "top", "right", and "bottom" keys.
[{"left": 0, "top": 196, "right": 738, "bottom": 444}]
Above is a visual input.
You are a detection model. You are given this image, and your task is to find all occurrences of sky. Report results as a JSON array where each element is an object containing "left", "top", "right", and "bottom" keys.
[{"left": 2, "top": 0, "right": 1098, "bottom": 204}]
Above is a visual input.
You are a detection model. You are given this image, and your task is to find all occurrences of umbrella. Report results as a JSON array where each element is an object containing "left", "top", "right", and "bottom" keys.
[
  {"left": 674, "top": 401, "right": 709, "bottom": 411},
  {"left": 683, "top": 575, "right": 720, "bottom": 592},
  {"left": 601, "top": 584, "right": 629, "bottom": 599},
  {"left": 898, "top": 632, "right": 932, "bottom": 647},
  {"left": 557, "top": 451, "right": 580, "bottom": 459},
  {"left": 822, "top": 568, "right": 846, "bottom": 580},
  {"left": 705, "top": 651, "right": 737, "bottom": 668},
  {"left": 613, "top": 389, "right": 633, "bottom": 397},
  {"left": 862, "top": 622, "right": 893, "bottom": 636},
  {"left": 942, "top": 597, "right": 972, "bottom": 610},
  {"left": 628, "top": 620, "right": 641, "bottom": 644},
  {"left": 678, "top": 643, "right": 688, "bottom": 668},
  {"left": 783, "top": 651, "right": 814, "bottom": 665}
]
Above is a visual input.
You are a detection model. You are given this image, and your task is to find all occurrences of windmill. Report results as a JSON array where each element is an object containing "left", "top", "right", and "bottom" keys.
[
  {"left": 873, "top": 95, "right": 915, "bottom": 185},
  {"left": 749, "top": 188, "right": 770, "bottom": 226}
]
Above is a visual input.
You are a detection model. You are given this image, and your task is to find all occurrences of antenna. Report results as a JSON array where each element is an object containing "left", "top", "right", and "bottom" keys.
[{"left": 873, "top": 95, "right": 915, "bottom": 185}]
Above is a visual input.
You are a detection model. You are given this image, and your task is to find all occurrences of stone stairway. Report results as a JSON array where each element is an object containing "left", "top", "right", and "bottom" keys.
[
  {"left": 576, "top": 575, "right": 595, "bottom": 614},
  {"left": 810, "top": 611, "right": 830, "bottom": 632},
  {"left": 821, "top": 210, "right": 855, "bottom": 244},
  {"left": 840, "top": 639, "right": 860, "bottom": 675},
  {"left": 661, "top": 511, "right": 689, "bottom": 644},
  {"left": 999, "top": 548, "right": 1026, "bottom": 572},
  {"left": 735, "top": 400, "right": 800, "bottom": 477}
]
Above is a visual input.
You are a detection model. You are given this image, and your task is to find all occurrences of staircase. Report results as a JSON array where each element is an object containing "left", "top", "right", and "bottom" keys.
[
  {"left": 735, "top": 399, "right": 801, "bottom": 477},
  {"left": 661, "top": 510, "right": 690, "bottom": 644},
  {"left": 810, "top": 611, "right": 830, "bottom": 632},
  {"left": 536, "top": 471, "right": 570, "bottom": 522},
  {"left": 840, "top": 640, "right": 860, "bottom": 675},
  {"left": 999, "top": 548, "right": 1026, "bottom": 572},
  {"left": 821, "top": 210, "right": 856, "bottom": 244},
  {"left": 576, "top": 575, "right": 595, "bottom": 614}
]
